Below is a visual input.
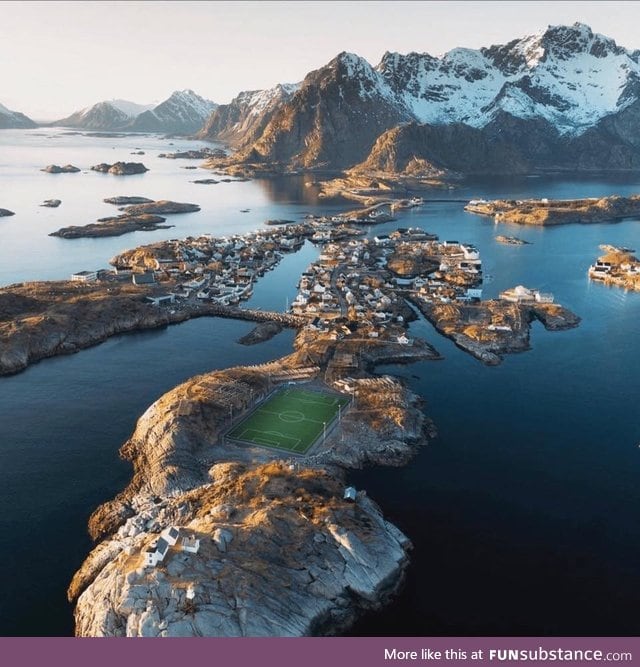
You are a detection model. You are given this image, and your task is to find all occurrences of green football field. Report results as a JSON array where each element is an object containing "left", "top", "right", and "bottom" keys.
[{"left": 227, "top": 387, "right": 350, "bottom": 454}]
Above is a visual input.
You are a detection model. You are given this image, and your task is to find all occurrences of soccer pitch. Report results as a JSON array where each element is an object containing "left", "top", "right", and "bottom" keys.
[{"left": 227, "top": 387, "right": 350, "bottom": 454}]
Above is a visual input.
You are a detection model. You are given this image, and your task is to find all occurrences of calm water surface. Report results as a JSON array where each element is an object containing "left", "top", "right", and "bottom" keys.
[{"left": 1, "top": 131, "right": 639, "bottom": 635}]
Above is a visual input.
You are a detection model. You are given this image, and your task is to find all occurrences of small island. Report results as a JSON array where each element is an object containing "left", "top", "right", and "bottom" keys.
[
  {"left": 50, "top": 214, "right": 171, "bottom": 239},
  {"left": 91, "top": 162, "right": 149, "bottom": 175},
  {"left": 41, "top": 164, "right": 80, "bottom": 173},
  {"left": 103, "top": 196, "right": 154, "bottom": 206},
  {"left": 159, "top": 148, "right": 225, "bottom": 160},
  {"left": 40, "top": 199, "right": 62, "bottom": 208},
  {"left": 118, "top": 200, "right": 201, "bottom": 215},
  {"left": 0, "top": 208, "right": 15, "bottom": 217},
  {"left": 465, "top": 195, "right": 640, "bottom": 226},
  {"left": 588, "top": 245, "right": 640, "bottom": 291},
  {"left": 495, "top": 235, "right": 530, "bottom": 245},
  {"left": 50, "top": 201, "right": 201, "bottom": 239}
]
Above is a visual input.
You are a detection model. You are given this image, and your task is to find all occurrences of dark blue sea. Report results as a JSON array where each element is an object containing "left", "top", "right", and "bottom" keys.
[{"left": 1, "top": 130, "right": 639, "bottom": 635}]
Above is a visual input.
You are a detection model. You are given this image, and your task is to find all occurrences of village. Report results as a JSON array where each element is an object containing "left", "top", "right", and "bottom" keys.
[{"left": 61, "top": 207, "right": 582, "bottom": 372}]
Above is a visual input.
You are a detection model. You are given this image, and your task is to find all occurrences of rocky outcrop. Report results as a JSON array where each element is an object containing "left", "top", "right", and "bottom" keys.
[
  {"left": 71, "top": 462, "right": 411, "bottom": 637},
  {"left": 41, "top": 164, "right": 80, "bottom": 173},
  {"left": 409, "top": 295, "right": 580, "bottom": 365},
  {"left": 495, "top": 235, "right": 530, "bottom": 245},
  {"left": 119, "top": 200, "right": 200, "bottom": 215},
  {"left": 466, "top": 195, "right": 640, "bottom": 225},
  {"left": 0, "top": 208, "right": 15, "bottom": 217},
  {"left": 237, "top": 321, "right": 282, "bottom": 345},
  {"left": 0, "top": 281, "right": 188, "bottom": 376},
  {"left": 91, "top": 162, "right": 149, "bottom": 175},
  {"left": 50, "top": 214, "right": 170, "bottom": 238},
  {"left": 68, "top": 330, "right": 435, "bottom": 636},
  {"left": 40, "top": 199, "right": 61, "bottom": 208}
]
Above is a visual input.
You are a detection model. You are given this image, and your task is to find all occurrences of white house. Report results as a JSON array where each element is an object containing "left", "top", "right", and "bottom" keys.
[
  {"left": 144, "top": 537, "right": 170, "bottom": 567},
  {"left": 397, "top": 334, "right": 413, "bottom": 345},
  {"left": 461, "top": 244, "right": 480, "bottom": 261},
  {"left": 181, "top": 535, "right": 200, "bottom": 554},
  {"left": 70, "top": 270, "right": 97, "bottom": 283}
]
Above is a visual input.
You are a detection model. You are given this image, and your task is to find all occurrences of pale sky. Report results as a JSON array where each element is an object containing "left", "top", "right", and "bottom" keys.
[{"left": 2, "top": 1, "right": 640, "bottom": 120}]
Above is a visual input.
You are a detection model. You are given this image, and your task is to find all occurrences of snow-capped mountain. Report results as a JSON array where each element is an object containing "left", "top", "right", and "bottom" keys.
[
  {"left": 198, "top": 83, "right": 299, "bottom": 145},
  {"left": 54, "top": 90, "right": 215, "bottom": 134},
  {"left": 0, "top": 102, "right": 37, "bottom": 129},
  {"left": 128, "top": 90, "right": 217, "bottom": 134},
  {"left": 53, "top": 99, "right": 152, "bottom": 130},
  {"left": 211, "top": 23, "right": 640, "bottom": 173}
]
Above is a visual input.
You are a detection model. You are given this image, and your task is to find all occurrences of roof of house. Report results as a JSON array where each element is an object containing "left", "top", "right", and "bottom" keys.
[
  {"left": 133, "top": 272, "right": 155, "bottom": 285},
  {"left": 156, "top": 538, "right": 170, "bottom": 555}
]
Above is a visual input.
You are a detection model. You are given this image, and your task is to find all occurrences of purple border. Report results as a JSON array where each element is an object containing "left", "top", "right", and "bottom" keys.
[{"left": 2, "top": 637, "right": 639, "bottom": 667}]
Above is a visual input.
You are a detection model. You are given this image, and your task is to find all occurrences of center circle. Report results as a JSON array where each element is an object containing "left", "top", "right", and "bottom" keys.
[{"left": 279, "top": 411, "right": 305, "bottom": 423}]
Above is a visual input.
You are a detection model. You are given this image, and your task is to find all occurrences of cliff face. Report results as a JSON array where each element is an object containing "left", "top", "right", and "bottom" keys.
[
  {"left": 197, "top": 84, "right": 298, "bottom": 146},
  {"left": 71, "top": 462, "right": 411, "bottom": 637},
  {"left": 237, "top": 53, "right": 411, "bottom": 169}
]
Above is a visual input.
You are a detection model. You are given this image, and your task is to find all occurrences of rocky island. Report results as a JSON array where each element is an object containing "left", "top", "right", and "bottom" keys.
[
  {"left": 103, "top": 196, "right": 154, "bottom": 206},
  {"left": 495, "top": 235, "right": 530, "bottom": 245},
  {"left": 50, "top": 214, "right": 171, "bottom": 239},
  {"left": 588, "top": 245, "right": 640, "bottom": 291},
  {"left": 118, "top": 200, "right": 201, "bottom": 215},
  {"left": 0, "top": 208, "right": 15, "bottom": 217},
  {"left": 68, "top": 336, "right": 433, "bottom": 636},
  {"left": 40, "top": 199, "right": 62, "bottom": 208},
  {"left": 41, "top": 164, "right": 80, "bottom": 173},
  {"left": 410, "top": 291, "right": 580, "bottom": 365},
  {"left": 50, "top": 201, "right": 200, "bottom": 239},
  {"left": 91, "top": 162, "right": 149, "bottom": 175},
  {"left": 465, "top": 195, "right": 640, "bottom": 226}
]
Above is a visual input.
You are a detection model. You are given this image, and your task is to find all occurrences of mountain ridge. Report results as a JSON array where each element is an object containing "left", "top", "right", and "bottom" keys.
[{"left": 201, "top": 22, "right": 640, "bottom": 175}]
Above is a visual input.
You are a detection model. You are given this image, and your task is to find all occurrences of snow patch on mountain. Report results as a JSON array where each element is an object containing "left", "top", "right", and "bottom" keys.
[
  {"left": 108, "top": 99, "right": 156, "bottom": 117},
  {"left": 371, "top": 22, "right": 640, "bottom": 135}
]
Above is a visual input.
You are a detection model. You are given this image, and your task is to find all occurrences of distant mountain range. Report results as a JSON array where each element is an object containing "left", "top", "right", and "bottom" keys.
[
  {"left": 0, "top": 102, "right": 37, "bottom": 129},
  {"left": 53, "top": 90, "right": 217, "bottom": 134},
  {"left": 199, "top": 23, "right": 640, "bottom": 175},
  {"left": 6, "top": 23, "right": 640, "bottom": 176}
]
